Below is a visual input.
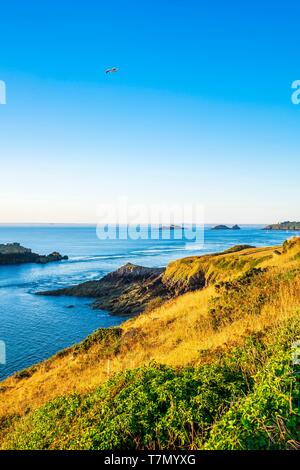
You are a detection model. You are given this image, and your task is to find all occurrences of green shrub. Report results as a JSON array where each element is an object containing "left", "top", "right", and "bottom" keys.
[
  {"left": 3, "top": 317, "right": 300, "bottom": 450},
  {"left": 205, "top": 319, "right": 300, "bottom": 449},
  {"left": 205, "top": 353, "right": 300, "bottom": 449},
  {"left": 2, "top": 363, "right": 247, "bottom": 450}
]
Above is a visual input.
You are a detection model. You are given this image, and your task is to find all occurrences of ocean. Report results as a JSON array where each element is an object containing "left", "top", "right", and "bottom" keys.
[{"left": 0, "top": 224, "right": 298, "bottom": 380}]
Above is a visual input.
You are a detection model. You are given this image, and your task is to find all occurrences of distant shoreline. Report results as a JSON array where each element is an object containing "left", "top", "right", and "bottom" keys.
[{"left": 0, "top": 223, "right": 267, "bottom": 227}]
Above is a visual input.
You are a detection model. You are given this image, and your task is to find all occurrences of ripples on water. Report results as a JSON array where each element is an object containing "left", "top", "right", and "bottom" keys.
[{"left": 0, "top": 224, "right": 298, "bottom": 379}]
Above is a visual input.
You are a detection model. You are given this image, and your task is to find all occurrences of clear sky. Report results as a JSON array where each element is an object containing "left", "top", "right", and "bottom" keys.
[{"left": 0, "top": 0, "right": 299, "bottom": 224}]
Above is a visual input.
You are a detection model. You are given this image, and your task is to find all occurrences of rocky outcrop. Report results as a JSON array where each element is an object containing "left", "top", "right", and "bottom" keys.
[
  {"left": 37, "top": 244, "right": 265, "bottom": 315},
  {"left": 212, "top": 225, "right": 241, "bottom": 230},
  {"left": 264, "top": 221, "right": 300, "bottom": 231},
  {"left": 0, "top": 243, "right": 68, "bottom": 266},
  {"left": 39, "top": 240, "right": 299, "bottom": 317},
  {"left": 0, "top": 243, "right": 32, "bottom": 255},
  {"left": 38, "top": 263, "right": 168, "bottom": 315},
  {"left": 212, "top": 225, "right": 230, "bottom": 230}
]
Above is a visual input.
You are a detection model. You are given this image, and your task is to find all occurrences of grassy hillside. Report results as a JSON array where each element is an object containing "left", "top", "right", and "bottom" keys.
[{"left": 1, "top": 238, "right": 300, "bottom": 449}]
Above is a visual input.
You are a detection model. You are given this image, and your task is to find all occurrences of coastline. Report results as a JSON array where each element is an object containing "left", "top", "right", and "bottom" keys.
[
  {"left": 0, "top": 237, "right": 293, "bottom": 378},
  {"left": 1, "top": 237, "right": 300, "bottom": 449},
  {"left": 0, "top": 226, "right": 299, "bottom": 381}
]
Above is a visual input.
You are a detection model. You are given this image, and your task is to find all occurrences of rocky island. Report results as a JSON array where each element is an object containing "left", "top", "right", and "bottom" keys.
[
  {"left": 159, "top": 224, "right": 183, "bottom": 230},
  {"left": 0, "top": 243, "right": 68, "bottom": 266},
  {"left": 264, "top": 221, "right": 300, "bottom": 231},
  {"left": 212, "top": 224, "right": 241, "bottom": 230}
]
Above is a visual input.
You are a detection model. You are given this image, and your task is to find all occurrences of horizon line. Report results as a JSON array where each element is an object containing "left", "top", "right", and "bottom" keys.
[{"left": 0, "top": 222, "right": 270, "bottom": 226}]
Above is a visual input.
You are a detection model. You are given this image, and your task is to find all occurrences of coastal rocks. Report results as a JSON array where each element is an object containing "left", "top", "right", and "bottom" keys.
[
  {"left": 38, "top": 263, "right": 168, "bottom": 316},
  {"left": 212, "top": 225, "right": 241, "bottom": 230},
  {"left": 0, "top": 243, "right": 68, "bottom": 266},
  {"left": 0, "top": 243, "right": 31, "bottom": 254},
  {"left": 37, "top": 244, "right": 263, "bottom": 316},
  {"left": 40, "top": 244, "right": 253, "bottom": 315},
  {"left": 35, "top": 251, "right": 68, "bottom": 264},
  {"left": 162, "top": 263, "right": 206, "bottom": 295}
]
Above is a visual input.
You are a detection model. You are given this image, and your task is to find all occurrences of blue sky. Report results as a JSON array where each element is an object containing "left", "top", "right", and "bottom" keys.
[{"left": 0, "top": 0, "right": 299, "bottom": 223}]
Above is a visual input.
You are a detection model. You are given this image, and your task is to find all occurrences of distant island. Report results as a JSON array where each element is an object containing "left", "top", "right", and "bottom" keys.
[
  {"left": 0, "top": 243, "right": 68, "bottom": 266},
  {"left": 159, "top": 224, "right": 183, "bottom": 230},
  {"left": 212, "top": 224, "right": 241, "bottom": 230},
  {"left": 264, "top": 221, "right": 300, "bottom": 231}
]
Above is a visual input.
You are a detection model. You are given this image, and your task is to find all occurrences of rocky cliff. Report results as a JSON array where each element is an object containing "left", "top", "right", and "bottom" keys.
[{"left": 38, "top": 263, "right": 167, "bottom": 315}]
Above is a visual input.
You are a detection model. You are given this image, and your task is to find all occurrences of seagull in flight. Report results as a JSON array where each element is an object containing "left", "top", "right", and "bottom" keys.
[{"left": 105, "top": 67, "right": 118, "bottom": 74}]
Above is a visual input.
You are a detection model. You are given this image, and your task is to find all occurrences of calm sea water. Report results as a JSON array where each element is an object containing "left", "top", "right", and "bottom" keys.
[{"left": 0, "top": 224, "right": 298, "bottom": 380}]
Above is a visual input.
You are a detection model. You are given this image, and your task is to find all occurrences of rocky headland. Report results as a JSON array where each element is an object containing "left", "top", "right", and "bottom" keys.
[
  {"left": 37, "top": 243, "right": 276, "bottom": 316},
  {"left": 38, "top": 263, "right": 167, "bottom": 315},
  {"left": 264, "top": 221, "right": 300, "bottom": 230},
  {"left": 0, "top": 243, "right": 68, "bottom": 266}
]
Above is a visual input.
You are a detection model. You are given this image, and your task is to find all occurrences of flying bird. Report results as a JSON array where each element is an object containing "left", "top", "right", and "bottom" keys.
[{"left": 105, "top": 67, "right": 118, "bottom": 74}]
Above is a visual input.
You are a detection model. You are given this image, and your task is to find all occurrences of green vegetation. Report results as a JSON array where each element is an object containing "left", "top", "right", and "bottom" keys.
[
  {"left": 206, "top": 321, "right": 300, "bottom": 450},
  {"left": 2, "top": 317, "right": 300, "bottom": 450},
  {"left": 1, "top": 364, "right": 246, "bottom": 450},
  {"left": 72, "top": 327, "right": 123, "bottom": 355}
]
